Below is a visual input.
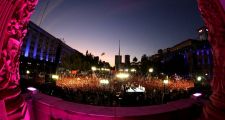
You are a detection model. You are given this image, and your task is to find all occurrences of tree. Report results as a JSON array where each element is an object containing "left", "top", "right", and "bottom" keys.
[
  {"left": 86, "top": 50, "right": 88, "bottom": 56},
  {"left": 133, "top": 57, "right": 138, "bottom": 63},
  {"left": 61, "top": 53, "right": 82, "bottom": 70}
]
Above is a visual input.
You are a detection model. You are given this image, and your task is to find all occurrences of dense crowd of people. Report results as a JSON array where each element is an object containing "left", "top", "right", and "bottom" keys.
[{"left": 34, "top": 73, "right": 196, "bottom": 107}]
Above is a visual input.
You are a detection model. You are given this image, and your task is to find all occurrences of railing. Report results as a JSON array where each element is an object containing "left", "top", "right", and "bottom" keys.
[{"left": 28, "top": 93, "right": 202, "bottom": 120}]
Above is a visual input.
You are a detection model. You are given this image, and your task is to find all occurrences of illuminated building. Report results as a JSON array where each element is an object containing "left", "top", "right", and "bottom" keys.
[
  {"left": 20, "top": 21, "right": 81, "bottom": 75},
  {"left": 149, "top": 26, "right": 213, "bottom": 77}
]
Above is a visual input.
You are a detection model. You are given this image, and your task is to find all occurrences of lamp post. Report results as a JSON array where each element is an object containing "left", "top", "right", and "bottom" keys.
[
  {"left": 91, "top": 66, "right": 97, "bottom": 78},
  {"left": 162, "top": 77, "right": 169, "bottom": 104},
  {"left": 148, "top": 68, "right": 153, "bottom": 79},
  {"left": 130, "top": 68, "right": 136, "bottom": 73},
  {"left": 197, "top": 76, "right": 202, "bottom": 82},
  {"left": 195, "top": 76, "right": 204, "bottom": 92},
  {"left": 91, "top": 66, "right": 97, "bottom": 71},
  {"left": 149, "top": 68, "right": 153, "bottom": 73}
]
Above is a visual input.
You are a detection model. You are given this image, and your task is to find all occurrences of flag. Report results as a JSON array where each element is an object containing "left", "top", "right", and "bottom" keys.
[{"left": 101, "top": 52, "right": 105, "bottom": 56}]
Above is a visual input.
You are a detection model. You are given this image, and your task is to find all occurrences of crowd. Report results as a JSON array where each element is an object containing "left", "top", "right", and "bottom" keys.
[{"left": 34, "top": 74, "right": 195, "bottom": 107}]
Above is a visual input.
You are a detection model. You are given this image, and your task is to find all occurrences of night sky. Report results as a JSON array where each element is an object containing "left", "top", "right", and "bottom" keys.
[{"left": 31, "top": 0, "right": 204, "bottom": 66}]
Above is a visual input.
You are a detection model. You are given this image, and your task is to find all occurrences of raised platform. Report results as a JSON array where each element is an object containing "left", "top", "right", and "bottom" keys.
[{"left": 29, "top": 93, "right": 202, "bottom": 120}]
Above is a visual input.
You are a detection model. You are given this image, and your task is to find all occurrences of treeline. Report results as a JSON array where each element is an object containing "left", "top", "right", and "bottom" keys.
[
  {"left": 133, "top": 53, "right": 187, "bottom": 76},
  {"left": 60, "top": 51, "right": 110, "bottom": 71}
]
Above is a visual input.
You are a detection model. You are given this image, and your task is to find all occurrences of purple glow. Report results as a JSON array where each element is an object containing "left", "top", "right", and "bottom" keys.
[
  {"left": 40, "top": 40, "right": 45, "bottom": 60},
  {"left": 193, "top": 93, "right": 202, "bottom": 97},
  {"left": 25, "top": 33, "right": 32, "bottom": 57},
  {"left": 51, "top": 56, "right": 54, "bottom": 62},
  {"left": 33, "top": 37, "right": 39, "bottom": 59},
  {"left": 202, "top": 50, "right": 205, "bottom": 64},
  {"left": 207, "top": 49, "right": 210, "bottom": 55},
  {"left": 206, "top": 50, "right": 210, "bottom": 64},
  {"left": 46, "top": 45, "right": 50, "bottom": 61},
  {"left": 196, "top": 50, "right": 200, "bottom": 55}
]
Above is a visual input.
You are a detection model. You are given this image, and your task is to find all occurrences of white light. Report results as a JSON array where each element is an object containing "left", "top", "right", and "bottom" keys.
[
  {"left": 105, "top": 68, "right": 110, "bottom": 71},
  {"left": 127, "top": 88, "right": 135, "bottom": 92},
  {"left": 126, "top": 85, "right": 145, "bottom": 93},
  {"left": 197, "top": 76, "right": 202, "bottom": 81},
  {"left": 125, "top": 69, "right": 129, "bottom": 72},
  {"left": 116, "top": 73, "right": 129, "bottom": 79},
  {"left": 52, "top": 74, "right": 59, "bottom": 80},
  {"left": 206, "top": 29, "right": 208, "bottom": 32},
  {"left": 27, "top": 87, "right": 38, "bottom": 94},
  {"left": 205, "top": 73, "right": 208, "bottom": 76},
  {"left": 134, "top": 85, "right": 145, "bottom": 92},
  {"left": 26, "top": 70, "right": 30, "bottom": 74},
  {"left": 91, "top": 66, "right": 97, "bottom": 71},
  {"left": 199, "top": 29, "right": 203, "bottom": 33},
  {"left": 130, "top": 68, "right": 136, "bottom": 72},
  {"left": 100, "top": 79, "right": 109, "bottom": 84},
  {"left": 163, "top": 79, "right": 169, "bottom": 84},
  {"left": 193, "top": 93, "right": 202, "bottom": 97},
  {"left": 149, "top": 68, "right": 153, "bottom": 73},
  {"left": 27, "top": 87, "right": 37, "bottom": 91}
]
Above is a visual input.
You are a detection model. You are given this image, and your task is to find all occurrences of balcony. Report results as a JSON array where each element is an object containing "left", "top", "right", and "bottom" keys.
[{"left": 27, "top": 93, "right": 202, "bottom": 120}]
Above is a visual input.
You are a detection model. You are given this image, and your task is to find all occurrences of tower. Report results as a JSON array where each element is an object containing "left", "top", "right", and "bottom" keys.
[{"left": 115, "top": 40, "right": 122, "bottom": 70}]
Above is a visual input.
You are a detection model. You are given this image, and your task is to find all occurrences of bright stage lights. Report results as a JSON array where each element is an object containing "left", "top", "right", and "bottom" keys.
[{"left": 116, "top": 73, "right": 129, "bottom": 79}]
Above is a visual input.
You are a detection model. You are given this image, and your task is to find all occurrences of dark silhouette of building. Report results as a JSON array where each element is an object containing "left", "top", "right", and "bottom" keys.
[
  {"left": 115, "top": 55, "right": 122, "bottom": 70},
  {"left": 125, "top": 55, "right": 130, "bottom": 67}
]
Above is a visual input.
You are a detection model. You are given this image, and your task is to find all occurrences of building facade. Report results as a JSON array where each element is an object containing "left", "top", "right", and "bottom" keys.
[
  {"left": 115, "top": 55, "right": 122, "bottom": 70},
  {"left": 149, "top": 26, "right": 213, "bottom": 78},
  {"left": 20, "top": 21, "right": 80, "bottom": 77},
  {"left": 125, "top": 55, "right": 130, "bottom": 67}
]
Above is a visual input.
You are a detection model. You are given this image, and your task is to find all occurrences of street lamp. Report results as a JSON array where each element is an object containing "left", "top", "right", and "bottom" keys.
[
  {"left": 162, "top": 77, "right": 169, "bottom": 103},
  {"left": 163, "top": 79, "right": 169, "bottom": 84},
  {"left": 26, "top": 70, "right": 30, "bottom": 74},
  {"left": 91, "top": 66, "right": 97, "bottom": 71},
  {"left": 149, "top": 68, "right": 154, "bottom": 79},
  {"left": 149, "top": 68, "right": 154, "bottom": 73},
  {"left": 130, "top": 68, "right": 136, "bottom": 72},
  {"left": 52, "top": 74, "right": 59, "bottom": 80},
  {"left": 197, "top": 76, "right": 202, "bottom": 82}
]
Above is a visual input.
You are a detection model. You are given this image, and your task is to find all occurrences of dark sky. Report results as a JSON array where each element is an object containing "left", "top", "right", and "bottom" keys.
[{"left": 31, "top": 0, "right": 204, "bottom": 66}]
